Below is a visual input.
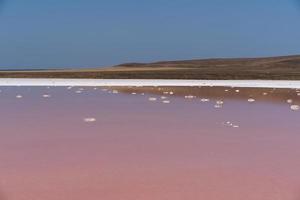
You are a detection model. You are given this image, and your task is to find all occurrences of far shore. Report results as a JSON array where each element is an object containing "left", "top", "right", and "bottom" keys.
[{"left": 0, "top": 55, "right": 300, "bottom": 80}]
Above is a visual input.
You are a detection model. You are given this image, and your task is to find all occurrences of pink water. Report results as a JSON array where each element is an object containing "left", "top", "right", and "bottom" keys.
[{"left": 0, "top": 86, "right": 299, "bottom": 200}]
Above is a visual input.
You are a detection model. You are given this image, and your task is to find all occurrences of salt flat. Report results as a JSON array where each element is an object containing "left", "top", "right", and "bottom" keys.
[{"left": 0, "top": 78, "right": 300, "bottom": 89}]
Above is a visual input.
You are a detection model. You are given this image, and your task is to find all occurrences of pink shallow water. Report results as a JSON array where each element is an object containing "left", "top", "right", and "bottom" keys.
[{"left": 0, "top": 86, "right": 300, "bottom": 200}]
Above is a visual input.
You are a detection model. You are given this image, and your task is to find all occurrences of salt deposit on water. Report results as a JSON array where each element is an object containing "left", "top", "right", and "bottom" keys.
[
  {"left": 223, "top": 121, "right": 239, "bottom": 128},
  {"left": 287, "top": 99, "right": 293, "bottom": 104},
  {"left": 149, "top": 97, "right": 157, "bottom": 101},
  {"left": 200, "top": 98, "right": 210, "bottom": 102},
  {"left": 290, "top": 105, "right": 300, "bottom": 111},
  {"left": 185, "top": 95, "right": 195, "bottom": 99},
  {"left": 214, "top": 101, "right": 224, "bottom": 108},
  {"left": 83, "top": 118, "right": 96, "bottom": 123},
  {"left": 216, "top": 100, "right": 224, "bottom": 105},
  {"left": 248, "top": 98, "right": 255, "bottom": 103}
]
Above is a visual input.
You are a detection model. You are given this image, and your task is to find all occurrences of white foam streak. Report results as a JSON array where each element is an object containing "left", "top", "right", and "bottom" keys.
[{"left": 0, "top": 79, "right": 299, "bottom": 89}]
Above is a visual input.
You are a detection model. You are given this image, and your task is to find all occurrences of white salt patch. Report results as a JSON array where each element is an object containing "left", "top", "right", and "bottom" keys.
[
  {"left": 248, "top": 98, "right": 255, "bottom": 103},
  {"left": 16, "top": 95, "right": 23, "bottom": 99},
  {"left": 216, "top": 100, "right": 224, "bottom": 105},
  {"left": 112, "top": 90, "right": 119, "bottom": 94},
  {"left": 290, "top": 105, "right": 300, "bottom": 111},
  {"left": 235, "top": 90, "right": 240, "bottom": 93},
  {"left": 148, "top": 97, "right": 157, "bottom": 101},
  {"left": 214, "top": 104, "right": 222, "bottom": 109},
  {"left": 131, "top": 92, "right": 137, "bottom": 95},
  {"left": 161, "top": 96, "right": 167, "bottom": 100},
  {"left": 75, "top": 90, "right": 82, "bottom": 94},
  {"left": 287, "top": 99, "right": 293, "bottom": 104},
  {"left": 84, "top": 118, "right": 96, "bottom": 123},
  {"left": 185, "top": 95, "right": 195, "bottom": 99},
  {"left": 263, "top": 92, "right": 268, "bottom": 96},
  {"left": 162, "top": 100, "right": 170, "bottom": 104},
  {"left": 224, "top": 121, "right": 233, "bottom": 126},
  {"left": 43, "top": 94, "right": 51, "bottom": 98},
  {"left": 200, "top": 98, "right": 210, "bottom": 102},
  {"left": 222, "top": 121, "right": 239, "bottom": 128},
  {"left": 169, "top": 92, "right": 174, "bottom": 95}
]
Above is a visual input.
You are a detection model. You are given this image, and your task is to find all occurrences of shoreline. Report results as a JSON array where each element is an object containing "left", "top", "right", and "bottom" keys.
[
  {"left": 0, "top": 78, "right": 299, "bottom": 89},
  {"left": 0, "top": 55, "right": 300, "bottom": 80}
]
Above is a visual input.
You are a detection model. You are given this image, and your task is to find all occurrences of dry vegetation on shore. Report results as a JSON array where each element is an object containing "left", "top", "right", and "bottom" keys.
[{"left": 1, "top": 55, "right": 300, "bottom": 79}]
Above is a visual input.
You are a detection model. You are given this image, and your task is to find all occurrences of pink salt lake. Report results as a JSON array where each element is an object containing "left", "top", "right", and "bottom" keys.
[{"left": 0, "top": 86, "right": 299, "bottom": 200}]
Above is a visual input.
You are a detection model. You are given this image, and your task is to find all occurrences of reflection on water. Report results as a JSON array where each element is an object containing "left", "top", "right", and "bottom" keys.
[{"left": 0, "top": 86, "right": 299, "bottom": 200}]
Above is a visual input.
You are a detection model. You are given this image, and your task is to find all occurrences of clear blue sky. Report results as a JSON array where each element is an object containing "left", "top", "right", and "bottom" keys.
[{"left": 0, "top": 0, "right": 300, "bottom": 69}]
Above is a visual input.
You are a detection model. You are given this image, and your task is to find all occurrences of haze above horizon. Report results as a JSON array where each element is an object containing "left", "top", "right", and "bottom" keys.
[{"left": 0, "top": 0, "right": 300, "bottom": 69}]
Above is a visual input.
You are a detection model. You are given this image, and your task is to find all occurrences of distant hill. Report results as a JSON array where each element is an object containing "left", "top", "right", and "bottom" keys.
[
  {"left": 117, "top": 55, "right": 300, "bottom": 69},
  {"left": 1, "top": 55, "right": 300, "bottom": 79}
]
